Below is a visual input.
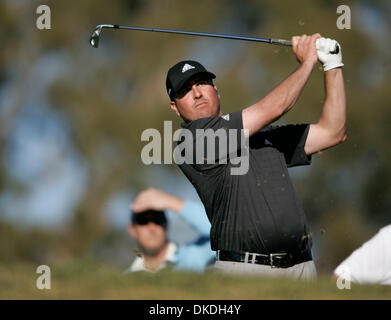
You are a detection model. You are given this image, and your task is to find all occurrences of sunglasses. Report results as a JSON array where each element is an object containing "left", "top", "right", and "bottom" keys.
[{"left": 132, "top": 210, "right": 167, "bottom": 227}]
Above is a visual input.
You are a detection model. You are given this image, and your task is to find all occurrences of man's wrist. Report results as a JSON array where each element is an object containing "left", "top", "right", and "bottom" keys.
[
  {"left": 300, "top": 60, "right": 316, "bottom": 72},
  {"left": 325, "top": 67, "right": 342, "bottom": 75},
  {"left": 324, "top": 63, "right": 344, "bottom": 72}
]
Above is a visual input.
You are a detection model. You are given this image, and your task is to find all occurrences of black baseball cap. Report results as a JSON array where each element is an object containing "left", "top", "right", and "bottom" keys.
[
  {"left": 131, "top": 209, "right": 167, "bottom": 229},
  {"left": 166, "top": 60, "right": 216, "bottom": 100}
]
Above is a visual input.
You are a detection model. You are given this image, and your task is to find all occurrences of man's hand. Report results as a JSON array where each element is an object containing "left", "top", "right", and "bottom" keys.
[
  {"left": 316, "top": 37, "right": 344, "bottom": 71},
  {"left": 131, "top": 188, "right": 184, "bottom": 213},
  {"left": 292, "top": 34, "right": 321, "bottom": 67}
]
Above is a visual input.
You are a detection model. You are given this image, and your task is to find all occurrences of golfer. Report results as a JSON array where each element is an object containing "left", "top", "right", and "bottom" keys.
[{"left": 166, "top": 34, "right": 346, "bottom": 279}]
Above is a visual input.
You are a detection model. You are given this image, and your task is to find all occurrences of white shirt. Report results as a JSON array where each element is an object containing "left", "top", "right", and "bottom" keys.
[
  {"left": 125, "top": 242, "right": 177, "bottom": 273},
  {"left": 334, "top": 225, "right": 391, "bottom": 286}
]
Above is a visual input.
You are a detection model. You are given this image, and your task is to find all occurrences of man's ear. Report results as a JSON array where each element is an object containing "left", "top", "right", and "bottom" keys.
[
  {"left": 170, "top": 101, "right": 180, "bottom": 117},
  {"left": 214, "top": 85, "right": 221, "bottom": 100},
  {"left": 128, "top": 224, "right": 137, "bottom": 239}
]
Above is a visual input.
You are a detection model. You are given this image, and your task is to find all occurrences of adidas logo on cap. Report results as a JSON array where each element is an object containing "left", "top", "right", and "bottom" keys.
[{"left": 182, "top": 63, "right": 195, "bottom": 73}]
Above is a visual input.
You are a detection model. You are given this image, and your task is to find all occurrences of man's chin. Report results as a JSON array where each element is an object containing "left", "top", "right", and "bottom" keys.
[
  {"left": 140, "top": 243, "right": 167, "bottom": 257},
  {"left": 197, "top": 108, "right": 219, "bottom": 119}
]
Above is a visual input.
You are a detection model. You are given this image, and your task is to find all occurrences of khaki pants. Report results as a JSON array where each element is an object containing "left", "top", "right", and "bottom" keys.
[{"left": 214, "top": 260, "right": 317, "bottom": 281}]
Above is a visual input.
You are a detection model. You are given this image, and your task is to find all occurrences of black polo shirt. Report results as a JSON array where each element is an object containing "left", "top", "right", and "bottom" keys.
[{"left": 175, "top": 110, "right": 312, "bottom": 254}]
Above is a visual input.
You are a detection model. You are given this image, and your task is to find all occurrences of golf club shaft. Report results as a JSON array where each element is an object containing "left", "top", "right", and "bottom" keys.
[{"left": 100, "top": 24, "right": 292, "bottom": 47}]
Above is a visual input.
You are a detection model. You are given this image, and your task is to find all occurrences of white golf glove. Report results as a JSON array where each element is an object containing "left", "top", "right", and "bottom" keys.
[{"left": 316, "top": 37, "right": 344, "bottom": 71}]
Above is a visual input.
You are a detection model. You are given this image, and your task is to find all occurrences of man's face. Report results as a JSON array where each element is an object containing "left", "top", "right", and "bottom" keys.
[
  {"left": 128, "top": 221, "right": 167, "bottom": 256},
  {"left": 170, "top": 75, "right": 222, "bottom": 122}
]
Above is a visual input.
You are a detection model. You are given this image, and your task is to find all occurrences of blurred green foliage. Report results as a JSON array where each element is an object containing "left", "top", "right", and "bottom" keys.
[{"left": 1, "top": 261, "right": 391, "bottom": 299}]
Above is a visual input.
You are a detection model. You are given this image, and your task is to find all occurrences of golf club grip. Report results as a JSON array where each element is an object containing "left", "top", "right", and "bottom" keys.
[{"left": 270, "top": 39, "right": 292, "bottom": 47}]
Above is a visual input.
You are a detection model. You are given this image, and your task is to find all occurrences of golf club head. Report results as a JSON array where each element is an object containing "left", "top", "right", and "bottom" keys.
[{"left": 89, "top": 26, "right": 102, "bottom": 48}]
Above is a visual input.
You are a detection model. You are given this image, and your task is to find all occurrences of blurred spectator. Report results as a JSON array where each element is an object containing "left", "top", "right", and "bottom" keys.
[
  {"left": 124, "top": 188, "right": 215, "bottom": 273},
  {"left": 334, "top": 224, "right": 391, "bottom": 286}
]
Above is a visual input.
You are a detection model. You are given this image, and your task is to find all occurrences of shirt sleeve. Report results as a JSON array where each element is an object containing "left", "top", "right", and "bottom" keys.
[
  {"left": 334, "top": 226, "right": 391, "bottom": 285},
  {"left": 261, "top": 123, "right": 312, "bottom": 167},
  {"left": 179, "top": 201, "right": 211, "bottom": 236},
  {"left": 173, "top": 242, "right": 216, "bottom": 272},
  {"left": 171, "top": 201, "right": 216, "bottom": 272}
]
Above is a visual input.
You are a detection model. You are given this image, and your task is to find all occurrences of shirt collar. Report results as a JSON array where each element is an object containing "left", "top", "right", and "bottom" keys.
[{"left": 128, "top": 242, "right": 178, "bottom": 273}]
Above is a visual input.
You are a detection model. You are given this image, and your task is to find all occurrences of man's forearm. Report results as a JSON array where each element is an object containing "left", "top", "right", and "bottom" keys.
[
  {"left": 165, "top": 195, "right": 184, "bottom": 213},
  {"left": 243, "top": 61, "right": 315, "bottom": 136},
  {"left": 318, "top": 68, "right": 346, "bottom": 140},
  {"left": 262, "top": 61, "right": 315, "bottom": 114}
]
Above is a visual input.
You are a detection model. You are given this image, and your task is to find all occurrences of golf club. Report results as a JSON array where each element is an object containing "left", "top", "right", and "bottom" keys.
[{"left": 89, "top": 24, "right": 339, "bottom": 54}]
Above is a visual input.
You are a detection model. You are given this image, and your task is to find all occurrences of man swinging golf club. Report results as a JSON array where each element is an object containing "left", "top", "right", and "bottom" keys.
[{"left": 166, "top": 34, "right": 346, "bottom": 280}]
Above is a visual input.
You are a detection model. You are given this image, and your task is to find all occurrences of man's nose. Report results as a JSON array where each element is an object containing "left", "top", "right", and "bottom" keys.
[
  {"left": 191, "top": 84, "right": 202, "bottom": 98},
  {"left": 146, "top": 221, "right": 159, "bottom": 229}
]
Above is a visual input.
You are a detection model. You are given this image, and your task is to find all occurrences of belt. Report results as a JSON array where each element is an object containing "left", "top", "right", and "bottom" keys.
[{"left": 217, "top": 249, "right": 312, "bottom": 268}]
